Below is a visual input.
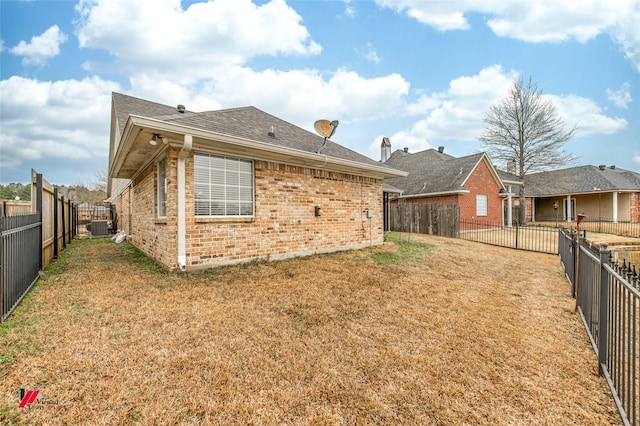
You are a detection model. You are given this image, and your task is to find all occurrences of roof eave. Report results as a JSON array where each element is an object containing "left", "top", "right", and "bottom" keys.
[
  {"left": 527, "top": 189, "right": 639, "bottom": 197},
  {"left": 110, "top": 115, "right": 408, "bottom": 180}
]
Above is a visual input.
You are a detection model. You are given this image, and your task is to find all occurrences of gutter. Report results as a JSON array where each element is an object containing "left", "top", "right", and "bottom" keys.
[
  {"left": 176, "top": 134, "right": 192, "bottom": 271},
  {"left": 394, "top": 189, "right": 470, "bottom": 200}
]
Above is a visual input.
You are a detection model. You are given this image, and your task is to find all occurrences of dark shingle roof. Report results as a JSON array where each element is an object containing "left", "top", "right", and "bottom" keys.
[
  {"left": 383, "top": 148, "right": 487, "bottom": 195},
  {"left": 112, "top": 92, "right": 191, "bottom": 136},
  {"left": 112, "top": 92, "right": 387, "bottom": 170},
  {"left": 525, "top": 165, "right": 640, "bottom": 196}
]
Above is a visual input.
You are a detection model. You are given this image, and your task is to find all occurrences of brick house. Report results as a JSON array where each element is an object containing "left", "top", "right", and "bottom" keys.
[
  {"left": 521, "top": 165, "right": 640, "bottom": 223},
  {"left": 381, "top": 141, "right": 518, "bottom": 226},
  {"left": 107, "top": 93, "right": 406, "bottom": 271}
]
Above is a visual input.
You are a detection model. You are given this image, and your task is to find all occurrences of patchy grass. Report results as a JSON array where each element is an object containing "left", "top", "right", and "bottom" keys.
[
  {"left": 0, "top": 233, "right": 620, "bottom": 425},
  {"left": 372, "top": 232, "right": 434, "bottom": 264}
]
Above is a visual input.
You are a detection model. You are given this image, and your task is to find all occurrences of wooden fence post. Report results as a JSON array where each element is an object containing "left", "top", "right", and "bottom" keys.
[{"left": 53, "top": 187, "right": 59, "bottom": 259}]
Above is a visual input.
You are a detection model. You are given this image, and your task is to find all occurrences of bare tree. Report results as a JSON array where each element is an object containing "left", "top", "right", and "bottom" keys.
[
  {"left": 479, "top": 76, "right": 577, "bottom": 223},
  {"left": 92, "top": 169, "right": 108, "bottom": 193}
]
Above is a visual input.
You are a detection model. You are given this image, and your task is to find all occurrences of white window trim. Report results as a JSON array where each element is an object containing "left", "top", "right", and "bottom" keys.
[
  {"left": 476, "top": 194, "right": 488, "bottom": 216},
  {"left": 157, "top": 157, "right": 167, "bottom": 218},
  {"left": 194, "top": 152, "right": 255, "bottom": 218}
]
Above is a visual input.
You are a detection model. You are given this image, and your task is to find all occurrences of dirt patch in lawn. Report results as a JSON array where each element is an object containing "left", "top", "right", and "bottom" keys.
[{"left": 1, "top": 233, "right": 620, "bottom": 425}]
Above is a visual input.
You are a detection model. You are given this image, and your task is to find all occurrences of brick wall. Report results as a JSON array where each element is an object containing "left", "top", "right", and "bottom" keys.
[
  {"left": 113, "top": 150, "right": 383, "bottom": 270},
  {"left": 460, "top": 159, "right": 502, "bottom": 222},
  {"left": 631, "top": 192, "right": 640, "bottom": 222},
  {"left": 392, "top": 158, "right": 503, "bottom": 223}
]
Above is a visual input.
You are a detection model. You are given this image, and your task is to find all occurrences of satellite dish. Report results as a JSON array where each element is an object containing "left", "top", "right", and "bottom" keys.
[
  {"left": 314, "top": 119, "right": 339, "bottom": 139},
  {"left": 313, "top": 119, "right": 339, "bottom": 154}
]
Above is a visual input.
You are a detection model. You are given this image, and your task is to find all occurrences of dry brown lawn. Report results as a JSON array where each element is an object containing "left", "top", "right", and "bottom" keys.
[{"left": 0, "top": 233, "right": 621, "bottom": 425}]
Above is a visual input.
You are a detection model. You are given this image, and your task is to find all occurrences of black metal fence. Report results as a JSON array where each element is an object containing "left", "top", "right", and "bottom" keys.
[
  {"left": 536, "top": 216, "right": 640, "bottom": 238},
  {"left": 460, "top": 219, "right": 558, "bottom": 254},
  {"left": 0, "top": 214, "right": 41, "bottom": 322},
  {"left": 1, "top": 171, "right": 81, "bottom": 322},
  {"left": 559, "top": 227, "right": 639, "bottom": 426},
  {"left": 76, "top": 203, "right": 115, "bottom": 237}
]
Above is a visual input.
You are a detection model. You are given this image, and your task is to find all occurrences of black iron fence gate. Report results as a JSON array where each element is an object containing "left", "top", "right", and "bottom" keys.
[{"left": 0, "top": 214, "right": 42, "bottom": 321}]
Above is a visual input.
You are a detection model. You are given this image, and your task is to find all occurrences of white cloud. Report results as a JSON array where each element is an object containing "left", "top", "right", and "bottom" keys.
[
  {"left": 369, "top": 65, "right": 516, "bottom": 155},
  {"left": 172, "top": 66, "right": 410, "bottom": 128},
  {"left": 368, "top": 65, "right": 629, "bottom": 157},
  {"left": 10, "top": 25, "right": 68, "bottom": 66},
  {"left": 374, "top": 0, "right": 640, "bottom": 71},
  {"left": 0, "top": 76, "right": 120, "bottom": 171},
  {"left": 606, "top": 83, "right": 633, "bottom": 109},
  {"left": 357, "top": 43, "right": 382, "bottom": 64},
  {"left": 343, "top": 0, "right": 356, "bottom": 17},
  {"left": 549, "top": 94, "right": 627, "bottom": 137},
  {"left": 75, "top": 0, "right": 322, "bottom": 83}
]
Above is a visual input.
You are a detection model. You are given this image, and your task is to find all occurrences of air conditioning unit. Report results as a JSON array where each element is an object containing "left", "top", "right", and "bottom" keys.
[{"left": 91, "top": 220, "right": 109, "bottom": 236}]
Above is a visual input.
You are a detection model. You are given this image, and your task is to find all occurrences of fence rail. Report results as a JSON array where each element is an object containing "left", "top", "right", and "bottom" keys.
[
  {"left": 460, "top": 220, "right": 558, "bottom": 254},
  {"left": 536, "top": 216, "right": 640, "bottom": 238},
  {"left": 559, "top": 226, "right": 639, "bottom": 426}
]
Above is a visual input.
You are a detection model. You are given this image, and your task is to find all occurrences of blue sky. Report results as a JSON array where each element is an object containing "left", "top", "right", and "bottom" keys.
[{"left": 1, "top": 0, "right": 638, "bottom": 187}]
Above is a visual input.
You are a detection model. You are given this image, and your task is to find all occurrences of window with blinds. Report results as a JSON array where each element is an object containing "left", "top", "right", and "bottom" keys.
[
  {"left": 157, "top": 157, "right": 167, "bottom": 217},
  {"left": 476, "top": 194, "right": 487, "bottom": 216},
  {"left": 194, "top": 153, "right": 254, "bottom": 217}
]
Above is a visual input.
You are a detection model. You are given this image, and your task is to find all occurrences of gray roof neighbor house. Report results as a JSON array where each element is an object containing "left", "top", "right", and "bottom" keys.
[
  {"left": 525, "top": 165, "right": 640, "bottom": 196},
  {"left": 383, "top": 147, "right": 505, "bottom": 197}
]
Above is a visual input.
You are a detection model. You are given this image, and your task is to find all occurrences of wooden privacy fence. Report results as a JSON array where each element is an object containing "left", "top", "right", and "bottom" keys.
[
  {"left": 389, "top": 203, "right": 459, "bottom": 238},
  {"left": 0, "top": 170, "right": 76, "bottom": 321}
]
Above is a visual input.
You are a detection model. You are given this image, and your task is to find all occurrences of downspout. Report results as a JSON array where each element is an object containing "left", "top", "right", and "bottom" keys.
[{"left": 177, "top": 134, "right": 192, "bottom": 271}]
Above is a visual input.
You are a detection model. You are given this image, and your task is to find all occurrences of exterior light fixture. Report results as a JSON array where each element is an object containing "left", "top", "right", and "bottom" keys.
[
  {"left": 315, "top": 206, "right": 322, "bottom": 216},
  {"left": 149, "top": 133, "right": 161, "bottom": 146}
]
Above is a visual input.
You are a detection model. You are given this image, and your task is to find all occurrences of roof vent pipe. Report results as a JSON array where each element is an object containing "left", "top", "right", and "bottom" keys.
[
  {"left": 177, "top": 104, "right": 186, "bottom": 113},
  {"left": 403, "top": 147, "right": 409, "bottom": 153},
  {"left": 438, "top": 146, "right": 444, "bottom": 153},
  {"left": 599, "top": 164, "right": 606, "bottom": 170},
  {"left": 268, "top": 126, "right": 275, "bottom": 137},
  {"left": 610, "top": 165, "right": 616, "bottom": 170}
]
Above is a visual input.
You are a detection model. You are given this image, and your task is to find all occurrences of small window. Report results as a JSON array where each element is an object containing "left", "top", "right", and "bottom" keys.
[
  {"left": 194, "top": 153, "right": 254, "bottom": 217},
  {"left": 157, "top": 158, "right": 167, "bottom": 217},
  {"left": 476, "top": 194, "right": 487, "bottom": 216}
]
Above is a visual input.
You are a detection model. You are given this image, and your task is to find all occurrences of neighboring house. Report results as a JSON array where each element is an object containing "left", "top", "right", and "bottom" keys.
[
  {"left": 523, "top": 165, "right": 640, "bottom": 223},
  {"left": 107, "top": 93, "right": 406, "bottom": 271},
  {"left": 381, "top": 141, "right": 519, "bottom": 225}
]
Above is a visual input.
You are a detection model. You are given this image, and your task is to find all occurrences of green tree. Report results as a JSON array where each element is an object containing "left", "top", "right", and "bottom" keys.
[{"left": 0, "top": 183, "right": 31, "bottom": 201}]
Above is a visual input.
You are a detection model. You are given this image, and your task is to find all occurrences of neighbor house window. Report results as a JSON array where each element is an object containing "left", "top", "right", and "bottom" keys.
[
  {"left": 157, "top": 157, "right": 167, "bottom": 217},
  {"left": 476, "top": 194, "right": 487, "bottom": 216},
  {"left": 194, "top": 153, "right": 254, "bottom": 216}
]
